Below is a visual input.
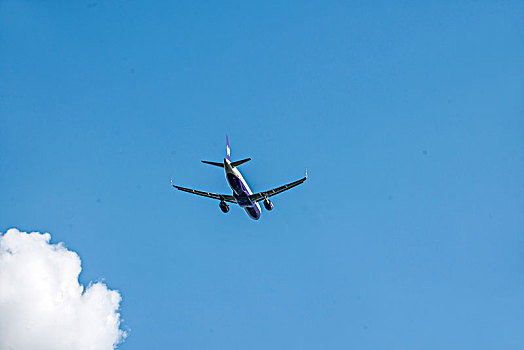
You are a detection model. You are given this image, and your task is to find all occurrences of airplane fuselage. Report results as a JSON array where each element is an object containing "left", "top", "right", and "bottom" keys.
[{"left": 224, "top": 158, "right": 261, "bottom": 220}]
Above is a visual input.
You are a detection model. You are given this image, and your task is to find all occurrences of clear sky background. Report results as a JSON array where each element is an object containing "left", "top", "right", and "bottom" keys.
[{"left": 1, "top": 0, "right": 523, "bottom": 349}]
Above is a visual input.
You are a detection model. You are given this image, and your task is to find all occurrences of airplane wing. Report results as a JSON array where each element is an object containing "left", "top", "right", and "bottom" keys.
[
  {"left": 249, "top": 171, "right": 307, "bottom": 203},
  {"left": 171, "top": 181, "right": 236, "bottom": 204}
]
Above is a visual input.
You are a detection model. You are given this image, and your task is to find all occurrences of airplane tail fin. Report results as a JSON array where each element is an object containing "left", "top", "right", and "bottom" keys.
[
  {"left": 201, "top": 136, "right": 251, "bottom": 168},
  {"left": 226, "top": 135, "right": 231, "bottom": 161},
  {"left": 226, "top": 136, "right": 251, "bottom": 167}
]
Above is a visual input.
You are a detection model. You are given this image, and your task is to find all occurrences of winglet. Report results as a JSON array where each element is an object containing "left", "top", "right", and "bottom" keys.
[
  {"left": 170, "top": 178, "right": 174, "bottom": 187},
  {"left": 226, "top": 135, "right": 231, "bottom": 161},
  {"left": 305, "top": 168, "right": 308, "bottom": 179}
]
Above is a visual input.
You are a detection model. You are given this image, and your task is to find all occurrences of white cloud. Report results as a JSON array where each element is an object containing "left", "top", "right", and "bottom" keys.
[{"left": 0, "top": 228, "right": 126, "bottom": 350}]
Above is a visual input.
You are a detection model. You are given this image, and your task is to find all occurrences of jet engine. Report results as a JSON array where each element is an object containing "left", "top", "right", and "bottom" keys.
[
  {"left": 263, "top": 198, "right": 274, "bottom": 211},
  {"left": 219, "top": 200, "right": 230, "bottom": 213}
]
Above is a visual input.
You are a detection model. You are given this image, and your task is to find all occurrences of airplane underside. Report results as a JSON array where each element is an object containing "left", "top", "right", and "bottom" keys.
[
  {"left": 227, "top": 172, "right": 261, "bottom": 220},
  {"left": 244, "top": 206, "right": 261, "bottom": 220}
]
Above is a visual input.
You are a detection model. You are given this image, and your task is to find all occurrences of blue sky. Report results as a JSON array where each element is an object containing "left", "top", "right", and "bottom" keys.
[{"left": 1, "top": 0, "right": 523, "bottom": 349}]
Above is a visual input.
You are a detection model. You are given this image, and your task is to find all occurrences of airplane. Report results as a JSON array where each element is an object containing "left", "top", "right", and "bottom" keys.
[{"left": 171, "top": 136, "right": 307, "bottom": 220}]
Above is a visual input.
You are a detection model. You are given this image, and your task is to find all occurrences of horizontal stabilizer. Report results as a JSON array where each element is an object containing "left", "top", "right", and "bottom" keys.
[
  {"left": 201, "top": 160, "right": 224, "bottom": 168},
  {"left": 231, "top": 158, "right": 251, "bottom": 168}
]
